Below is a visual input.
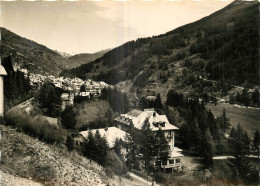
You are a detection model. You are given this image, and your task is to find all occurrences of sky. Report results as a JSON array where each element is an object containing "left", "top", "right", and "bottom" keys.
[{"left": 1, "top": 0, "right": 231, "bottom": 54}]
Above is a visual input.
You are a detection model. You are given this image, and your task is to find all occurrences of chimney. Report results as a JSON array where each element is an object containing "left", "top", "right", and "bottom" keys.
[{"left": 0, "top": 64, "right": 7, "bottom": 117}]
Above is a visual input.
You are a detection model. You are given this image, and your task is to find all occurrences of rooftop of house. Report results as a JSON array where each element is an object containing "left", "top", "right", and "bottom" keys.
[
  {"left": 34, "top": 115, "right": 60, "bottom": 129},
  {"left": 169, "top": 150, "right": 184, "bottom": 158},
  {"left": 80, "top": 127, "right": 128, "bottom": 148},
  {"left": 115, "top": 109, "right": 178, "bottom": 131},
  {"left": 146, "top": 96, "right": 156, "bottom": 100}
]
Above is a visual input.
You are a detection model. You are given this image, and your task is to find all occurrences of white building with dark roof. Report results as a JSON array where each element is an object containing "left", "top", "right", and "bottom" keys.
[{"left": 114, "top": 108, "right": 183, "bottom": 170}]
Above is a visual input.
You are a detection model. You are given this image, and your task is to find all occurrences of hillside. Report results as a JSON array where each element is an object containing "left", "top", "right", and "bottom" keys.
[
  {"left": 207, "top": 103, "right": 260, "bottom": 136},
  {"left": 0, "top": 125, "right": 108, "bottom": 185},
  {"left": 68, "top": 49, "right": 110, "bottom": 65},
  {"left": 0, "top": 28, "right": 107, "bottom": 75},
  {"left": 65, "top": 1, "right": 259, "bottom": 100}
]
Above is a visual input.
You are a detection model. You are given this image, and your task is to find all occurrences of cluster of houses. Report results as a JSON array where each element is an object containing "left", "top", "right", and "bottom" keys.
[
  {"left": 16, "top": 67, "right": 112, "bottom": 111},
  {"left": 73, "top": 108, "right": 184, "bottom": 172},
  {"left": 29, "top": 73, "right": 111, "bottom": 93}
]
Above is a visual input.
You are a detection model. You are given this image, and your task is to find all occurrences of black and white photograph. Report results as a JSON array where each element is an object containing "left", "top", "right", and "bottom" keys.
[{"left": 0, "top": 0, "right": 259, "bottom": 185}]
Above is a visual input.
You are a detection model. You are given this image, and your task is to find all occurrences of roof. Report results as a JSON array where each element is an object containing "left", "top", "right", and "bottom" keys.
[
  {"left": 169, "top": 150, "right": 184, "bottom": 158},
  {"left": 80, "top": 127, "right": 127, "bottom": 148},
  {"left": 34, "top": 115, "right": 60, "bottom": 129},
  {"left": 0, "top": 65, "right": 7, "bottom": 76},
  {"left": 115, "top": 109, "right": 178, "bottom": 131},
  {"left": 42, "top": 116, "right": 58, "bottom": 126},
  {"left": 61, "top": 93, "right": 69, "bottom": 99},
  {"left": 146, "top": 96, "right": 156, "bottom": 100},
  {"left": 123, "top": 109, "right": 143, "bottom": 117},
  {"left": 173, "top": 147, "right": 183, "bottom": 152}
]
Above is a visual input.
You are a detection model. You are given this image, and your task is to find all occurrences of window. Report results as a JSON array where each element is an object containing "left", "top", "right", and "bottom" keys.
[
  {"left": 162, "top": 160, "right": 167, "bottom": 166},
  {"left": 169, "top": 160, "right": 174, "bottom": 164},
  {"left": 176, "top": 159, "right": 181, "bottom": 163}
]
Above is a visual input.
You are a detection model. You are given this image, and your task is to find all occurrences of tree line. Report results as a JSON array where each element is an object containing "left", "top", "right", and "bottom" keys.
[{"left": 2, "top": 56, "right": 31, "bottom": 108}]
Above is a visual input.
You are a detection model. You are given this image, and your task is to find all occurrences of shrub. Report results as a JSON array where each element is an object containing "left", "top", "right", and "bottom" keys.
[
  {"left": 153, "top": 172, "right": 167, "bottom": 183},
  {"left": 61, "top": 106, "right": 77, "bottom": 129},
  {"left": 105, "top": 151, "right": 127, "bottom": 176},
  {"left": 4, "top": 110, "right": 63, "bottom": 144}
]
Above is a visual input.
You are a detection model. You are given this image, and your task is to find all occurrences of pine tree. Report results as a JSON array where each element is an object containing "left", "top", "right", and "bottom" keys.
[
  {"left": 124, "top": 121, "right": 141, "bottom": 170},
  {"left": 84, "top": 131, "right": 96, "bottom": 163},
  {"left": 190, "top": 118, "right": 202, "bottom": 154},
  {"left": 66, "top": 135, "right": 74, "bottom": 151},
  {"left": 140, "top": 118, "right": 156, "bottom": 173},
  {"left": 252, "top": 89, "right": 260, "bottom": 107},
  {"left": 94, "top": 130, "right": 109, "bottom": 165},
  {"left": 218, "top": 108, "right": 231, "bottom": 133},
  {"left": 105, "top": 107, "right": 114, "bottom": 126},
  {"left": 36, "top": 82, "right": 61, "bottom": 116},
  {"left": 228, "top": 125, "right": 259, "bottom": 184},
  {"left": 201, "top": 129, "right": 214, "bottom": 167},
  {"left": 61, "top": 106, "right": 77, "bottom": 129},
  {"left": 114, "top": 138, "right": 123, "bottom": 159},
  {"left": 155, "top": 93, "right": 162, "bottom": 111},
  {"left": 253, "top": 130, "right": 260, "bottom": 158},
  {"left": 155, "top": 128, "right": 169, "bottom": 171}
]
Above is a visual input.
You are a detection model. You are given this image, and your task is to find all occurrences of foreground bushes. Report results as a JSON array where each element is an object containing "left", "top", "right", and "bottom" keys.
[
  {"left": 105, "top": 151, "right": 127, "bottom": 177},
  {"left": 4, "top": 110, "right": 63, "bottom": 144}
]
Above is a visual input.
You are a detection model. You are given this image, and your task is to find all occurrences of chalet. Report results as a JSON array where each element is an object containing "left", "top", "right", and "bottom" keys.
[
  {"left": 114, "top": 108, "right": 183, "bottom": 170},
  {"left": 73, "top": 127, "right": 127, "bottom": 148}
]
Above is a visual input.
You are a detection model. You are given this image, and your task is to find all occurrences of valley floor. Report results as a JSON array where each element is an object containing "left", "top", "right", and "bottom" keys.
[{"left": 207, "top": 103, "right": 260, "bottom": 135}]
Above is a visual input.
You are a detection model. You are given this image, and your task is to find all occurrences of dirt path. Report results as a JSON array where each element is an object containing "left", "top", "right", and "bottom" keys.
[
  {"left": 213, "top": 155, "right": 259, "bottom": 160},
  {"left": 111, "top": 173, "right": 160, "bottom": 186}
]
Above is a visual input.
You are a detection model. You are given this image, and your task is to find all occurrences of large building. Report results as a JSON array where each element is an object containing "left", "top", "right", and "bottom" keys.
[
  {"left": 114, "top": 108, "right": 183, "bottom": 170},
  {"left": 73, "top": 127, "right": 127, "bottom": 148}
]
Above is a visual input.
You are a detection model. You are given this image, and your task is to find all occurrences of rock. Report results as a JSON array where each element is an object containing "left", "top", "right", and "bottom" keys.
[{"left": 23, "top": 156, "right": 31, "bottom": 162}]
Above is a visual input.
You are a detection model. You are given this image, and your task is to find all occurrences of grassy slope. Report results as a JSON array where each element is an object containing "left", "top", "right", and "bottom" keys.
[
  {"left": 0, "top": 125, "right": 108, "bottom": 185},
  {"left": 75, "top": 100, "right": 112, "bottom": 128},
  {"left": 207, "top": 103, "right": 260, "bottom": 136}
]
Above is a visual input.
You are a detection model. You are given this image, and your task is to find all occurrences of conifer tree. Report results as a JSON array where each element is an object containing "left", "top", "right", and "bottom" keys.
[
  {"left": 201, "top": 129, "right": 214, "bottom": 167},
  {"left": 66, "top": 135, "right": 74, "bottom": 151},
  {"left": 155, "top": 93, "right": 162, "bottom": 110},
  {"left": 155, "top": 128, "right": 169, "bottom": 170},
  {"left": 253, "top": 130, "right": 260, "bottom": 158},
  {"left": 228, "top": 125, "right": 259, "bottom": 184},
  {"left": 94, "top": 130, "right": 109, "bottom": 165},
  {"left": 61, "top": 106, "right": 77, "bottom": 129},
  {"left": 84, "top": 131, "right": 96, "bottom": 163},
  {"left": 140, "top": 119, "right": 156, "bottom": 172}
]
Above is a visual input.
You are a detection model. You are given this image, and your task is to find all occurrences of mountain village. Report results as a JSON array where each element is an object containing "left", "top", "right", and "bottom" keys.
[{"left": 0, "top": 1, "right": 259, "bottom": 185}]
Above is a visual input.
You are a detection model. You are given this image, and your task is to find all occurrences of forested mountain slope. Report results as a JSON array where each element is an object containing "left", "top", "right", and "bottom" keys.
[{"left": 65, "top": 1, "right": 259, "bottom": 98}]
